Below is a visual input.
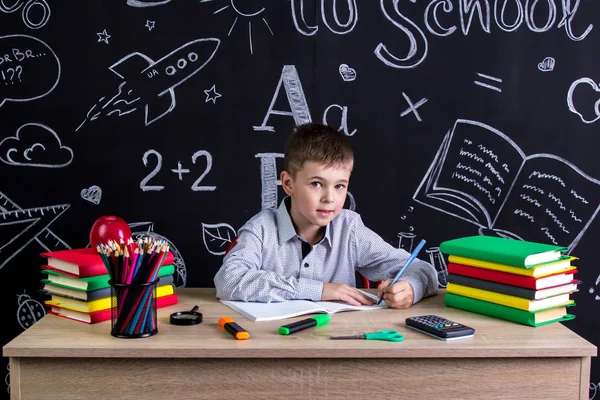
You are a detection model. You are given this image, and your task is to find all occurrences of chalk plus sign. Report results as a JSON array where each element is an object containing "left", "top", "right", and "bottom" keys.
[
  {"left": 171, "top": 161, "right": 190, "bottom": 180},
  {"left": 400, "top": 92, "right": 428, "bottom": 122}
]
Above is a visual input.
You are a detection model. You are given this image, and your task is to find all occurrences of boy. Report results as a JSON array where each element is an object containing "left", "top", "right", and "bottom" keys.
[{"left": 214, "top": 123, "right": 438, "bottom": 308}]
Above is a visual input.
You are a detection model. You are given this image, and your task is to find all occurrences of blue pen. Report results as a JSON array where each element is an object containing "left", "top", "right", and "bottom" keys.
[{"left": 376, "top": 239, "right": 426, "bottom": 305}]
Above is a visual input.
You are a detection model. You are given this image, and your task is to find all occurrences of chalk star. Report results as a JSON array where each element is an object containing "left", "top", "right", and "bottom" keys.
[
  {"left": 400, "top": 92, "right": 428, "bottom": 122},
  {"left": 204, "top": 84, "right": 222, "bottom": 104},
  {"left": 145, "top": 20, "right": 155, "bottom": 31},
  {"left": 97, "top": 29, "right": 111, "bottom": 44}
]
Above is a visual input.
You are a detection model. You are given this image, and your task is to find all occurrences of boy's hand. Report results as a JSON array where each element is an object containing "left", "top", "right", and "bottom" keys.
[
  {"left": 321, "top": 283, "right": 375, "bottom": 306},
  {"left": 377, "top": 279, "right": 414, "bottom": 309}
]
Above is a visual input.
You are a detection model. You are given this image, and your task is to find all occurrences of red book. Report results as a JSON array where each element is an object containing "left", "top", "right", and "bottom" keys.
[
  {"left": 48, "top": 307, "right": 111, "bottom": 324},
  {"left": 447, "top": 263, "right": 577, "bottom": 290},
  {"left": 41, "top": 248, "right": 108, "bottom": 277},
  {"left": 47, "top": 293, "right": 179, "bottom": 324},
  {"left": 41, "top": 248, "right": 175, "bottom": 278}
]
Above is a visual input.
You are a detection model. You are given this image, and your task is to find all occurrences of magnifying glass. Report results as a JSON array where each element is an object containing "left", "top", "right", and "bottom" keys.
[{"left": 170, "top": 305, "right": 203, "bottom": 325}]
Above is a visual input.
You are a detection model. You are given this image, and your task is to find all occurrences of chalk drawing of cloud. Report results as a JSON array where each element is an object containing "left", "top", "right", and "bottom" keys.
[{"left": 0, "top": 123, "right": 73, "bottom": 167}]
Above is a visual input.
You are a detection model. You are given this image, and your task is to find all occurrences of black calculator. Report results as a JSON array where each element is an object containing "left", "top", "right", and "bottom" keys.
[{"left": 405, "top": 315, "right": 475, "bottom": 341}]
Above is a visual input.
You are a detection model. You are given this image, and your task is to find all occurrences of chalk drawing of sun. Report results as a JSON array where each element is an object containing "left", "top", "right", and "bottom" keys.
[{"left": 208, "top": 0, "right": 274, "bottom": 55}]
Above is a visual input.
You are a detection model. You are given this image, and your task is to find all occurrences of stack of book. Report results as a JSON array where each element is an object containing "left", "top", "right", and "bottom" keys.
[
  {"left": 40, "top": 247, "right": 179, "bottom": 324},
  {"left": 439, "top": 235, "right": 579, "bottom": 327}
]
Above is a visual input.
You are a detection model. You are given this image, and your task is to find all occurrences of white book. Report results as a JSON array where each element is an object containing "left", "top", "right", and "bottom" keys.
[{"left": 220, "top": 290, "right": 388, "bottom": 322}]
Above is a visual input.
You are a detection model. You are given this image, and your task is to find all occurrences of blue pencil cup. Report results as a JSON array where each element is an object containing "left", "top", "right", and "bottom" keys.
[{"left": 109, "top": 279, "right": 158, "bottom": 338}]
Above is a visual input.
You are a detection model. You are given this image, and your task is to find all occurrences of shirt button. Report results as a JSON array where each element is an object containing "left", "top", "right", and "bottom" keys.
[{"left": 304, "top": 263, "right": 309, "bottom": 268}]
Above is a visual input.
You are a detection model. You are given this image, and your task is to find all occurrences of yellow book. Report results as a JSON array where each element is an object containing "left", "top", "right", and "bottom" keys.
[
  {"left": 446, "top": 283, "right": 574, "bottom": 311},
  {"left": 45, "top": 284, "right": 174, "bottom": 313},
  {"left": 448, "top": 255, "right": 577, "bottom": 277}
]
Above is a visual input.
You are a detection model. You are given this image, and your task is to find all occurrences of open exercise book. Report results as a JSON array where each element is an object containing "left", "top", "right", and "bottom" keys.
[
  {"left": 414, "top": 119, "right": 600, "bottom": 252},
  {"left": 220, "top": 290, "right": 388, "bottom": 322}
]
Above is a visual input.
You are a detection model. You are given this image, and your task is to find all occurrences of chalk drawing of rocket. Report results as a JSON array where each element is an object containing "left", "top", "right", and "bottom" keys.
[
  {"left": 76, "top": 37, "right": 220, "bottom": 130},
  {"left": 110, "top": 37, "right": 220, "bottom": 125}
]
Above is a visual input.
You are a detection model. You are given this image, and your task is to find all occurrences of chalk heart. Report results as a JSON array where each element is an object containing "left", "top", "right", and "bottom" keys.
[
  {"left": 339, "top": 63, "right": 357, "bottom": 82},
  {"left": 537, "top": 57, "right": 555, "bottom": 72},
  {"left": 81, "top": 185, "right": 102, "bottom": 205}
]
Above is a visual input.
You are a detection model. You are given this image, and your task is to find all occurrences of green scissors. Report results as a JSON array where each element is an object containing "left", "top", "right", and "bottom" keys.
[{"left": 330, "top": 330, "right": 404, "bottom": 342}]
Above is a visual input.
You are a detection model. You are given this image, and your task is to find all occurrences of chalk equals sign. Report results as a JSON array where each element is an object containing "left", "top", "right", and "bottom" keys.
[{"left": 474, "top": 73, "right": 502, "bottom": 93}]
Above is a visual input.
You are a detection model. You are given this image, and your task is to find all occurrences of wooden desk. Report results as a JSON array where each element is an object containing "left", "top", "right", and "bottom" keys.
[{"left": 3, "top": 289, "right": 596, "bottom": 400}]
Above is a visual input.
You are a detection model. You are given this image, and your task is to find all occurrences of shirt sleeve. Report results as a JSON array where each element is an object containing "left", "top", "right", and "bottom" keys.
[
  {"left": 351, "top": 216, "right": 439, "bottom": 303},
  {"left": 213, "top": 222, "right": 324, "bottom": 302}
]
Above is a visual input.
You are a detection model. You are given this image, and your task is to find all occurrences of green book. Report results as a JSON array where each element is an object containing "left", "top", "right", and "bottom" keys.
[
  {"left": 439, "top": 236, "right": 567, "bottom": 267},
  {"left": 41, "top": 264, "right": 176, "bottom": 291},
  {"left": 444, "top": 293, "right": 575, "bottom": 327}
]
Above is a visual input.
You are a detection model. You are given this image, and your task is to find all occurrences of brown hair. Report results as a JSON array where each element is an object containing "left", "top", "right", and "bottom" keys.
[{"left": 283, "top": 123, "right": 354, "bottom": 177}]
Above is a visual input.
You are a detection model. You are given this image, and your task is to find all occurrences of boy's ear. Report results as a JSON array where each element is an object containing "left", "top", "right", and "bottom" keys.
[{"left": 280, "top": 170, "right": 294, "bottom": 196}]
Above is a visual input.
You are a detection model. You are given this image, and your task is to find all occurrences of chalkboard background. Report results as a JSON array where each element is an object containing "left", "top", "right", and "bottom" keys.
[{"left": 2, "top": 0, "right": 600, "bottom": 397}]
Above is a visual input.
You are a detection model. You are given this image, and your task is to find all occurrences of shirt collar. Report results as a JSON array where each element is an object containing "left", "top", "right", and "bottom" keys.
[
  {"left": 276, "top": 198, "right": 297, "bottom": 242},
  {"left": 276, "top": 197, "right": 332, "bottom": 246}
]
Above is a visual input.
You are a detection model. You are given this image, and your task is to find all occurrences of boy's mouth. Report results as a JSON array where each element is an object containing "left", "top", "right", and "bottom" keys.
[{"left": 317, "top": 210, "right": 334, "bottom": 216}]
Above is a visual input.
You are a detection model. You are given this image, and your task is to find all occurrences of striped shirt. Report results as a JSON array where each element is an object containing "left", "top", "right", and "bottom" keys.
[{"left": 214, "top": 198, "right": 439, "bottom": 303}]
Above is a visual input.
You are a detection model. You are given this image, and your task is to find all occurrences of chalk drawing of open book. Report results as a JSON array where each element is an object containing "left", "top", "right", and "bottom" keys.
[{"left": 414, "top": 119, "right": 600, "bottom": 253}]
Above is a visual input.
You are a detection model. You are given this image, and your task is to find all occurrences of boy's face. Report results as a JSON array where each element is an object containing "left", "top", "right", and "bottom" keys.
[{"left": 281, "top": 160, "right": 352, "bottom": 237}]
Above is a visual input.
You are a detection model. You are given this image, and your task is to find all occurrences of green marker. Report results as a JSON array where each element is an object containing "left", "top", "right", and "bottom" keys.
[{"left": 278, "top": 314, "right": 331, "bottom": 335}]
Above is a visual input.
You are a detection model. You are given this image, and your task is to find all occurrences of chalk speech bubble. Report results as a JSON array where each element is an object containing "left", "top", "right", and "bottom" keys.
[{"left": 0, "top": 34, "right": 61, "bottom": 107}]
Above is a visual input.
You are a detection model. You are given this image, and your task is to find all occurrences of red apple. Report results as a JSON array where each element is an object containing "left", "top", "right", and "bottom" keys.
[{"left": 90, "top": 215, "right": 132, "bottom": 247}]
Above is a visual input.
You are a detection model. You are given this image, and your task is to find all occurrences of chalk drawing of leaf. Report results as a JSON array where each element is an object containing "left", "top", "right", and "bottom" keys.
[{"left": 201, "top": 222, "right": 236, "bottom": 255}]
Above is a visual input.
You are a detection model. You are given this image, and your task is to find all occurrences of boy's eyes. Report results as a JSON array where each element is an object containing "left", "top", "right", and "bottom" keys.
[{"left": 310, "top": 182, "right": 346, "bottom": 189}]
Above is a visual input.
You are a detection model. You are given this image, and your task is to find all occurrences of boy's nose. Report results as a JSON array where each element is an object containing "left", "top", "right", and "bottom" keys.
[{"left": 322, "top": 190, "right": 334, "bottom": 203}]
